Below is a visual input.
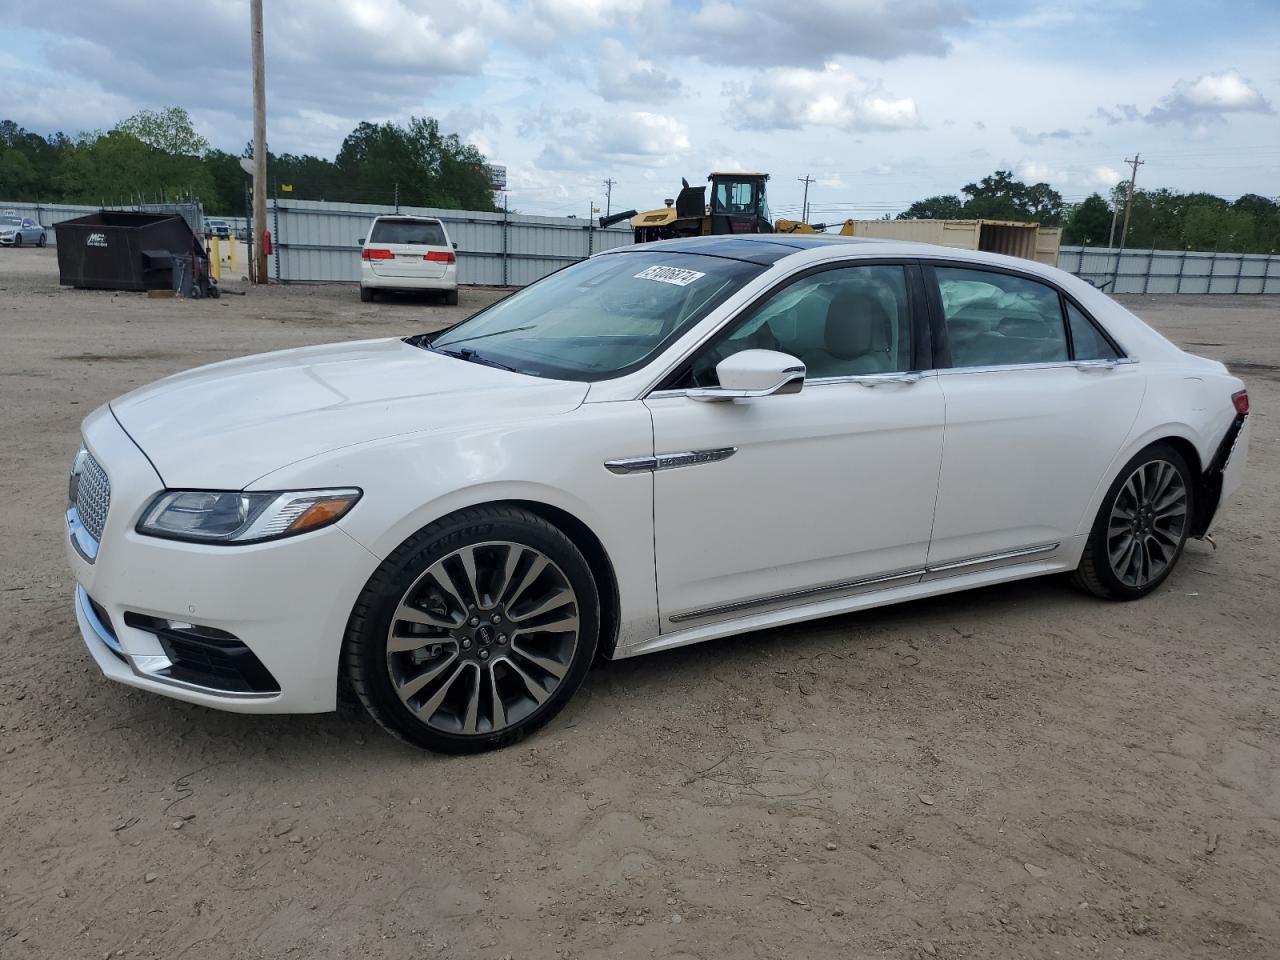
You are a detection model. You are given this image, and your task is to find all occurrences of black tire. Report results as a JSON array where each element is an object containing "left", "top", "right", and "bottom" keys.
[
  {"left": 1074, "top": 442, "right": 1194, "bottom": 600},
  {"left": 37, "top": 233, "right": 46, "bottom": 248},
  {"left": 344, "top": 505, "right": 600, "bottom": 753},
  {"left": 359, "top": 285, "right": 374, "bottom": 303},
  {"left": 443, "top": 289, "right": 459, "bottom": 306},
  {"left": 11, "top": 234, "right": 20, "bottom": 248}
]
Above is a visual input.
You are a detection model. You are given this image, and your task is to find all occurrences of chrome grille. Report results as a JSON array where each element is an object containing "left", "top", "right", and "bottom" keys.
[{"left": 75, "top": 451, "right": 111, "bottom": 543}]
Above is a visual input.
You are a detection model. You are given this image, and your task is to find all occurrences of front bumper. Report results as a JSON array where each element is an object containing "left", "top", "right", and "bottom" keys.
[{"left": 66, "top": 407, "right": 380, "bottom": 713}]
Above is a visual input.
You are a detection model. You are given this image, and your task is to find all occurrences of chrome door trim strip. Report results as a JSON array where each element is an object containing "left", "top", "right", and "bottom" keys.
[
  {"left": 666, "top": 541, "right": 1062, "bottom": 625},
  {"left": 606, "top": 447, "right": 737, "bottom": 475},
  {"left": 669, "top": 567, "right": 925, "bottom": 623},
  {"left": 925, "top": 541, "right": 1060, "bottom": 574}
]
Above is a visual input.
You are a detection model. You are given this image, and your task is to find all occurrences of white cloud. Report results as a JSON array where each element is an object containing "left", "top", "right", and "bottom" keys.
[
  {"left": 727, "top": 64, "right": 920, "bottom": 132},
  {"left": 679, "top": 0, "right": 967, "bottom": 65},
  {"left": 595, "top": 38, "right": 682, "bottom": 102},
  {"left": 1016, "top": 159, "right": 1067, "bottom": 183},
  {"left": 1011, "top": 126, "right": 1088, "bottom": 146},
  {"left": 594, "top": 111, "right": 690, "bottom": 161},
  {"left": 1087, "top": 166, "right": 1123, "bottom": 189},
  {"left": 1099, "top": 69, "right": 1273, "bottom": 128}
]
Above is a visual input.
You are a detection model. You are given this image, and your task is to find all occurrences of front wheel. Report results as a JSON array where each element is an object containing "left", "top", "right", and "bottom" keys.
[
  {"left": 344, "top": 506, "right": 600, "bottom": 753},
  {"left": 1074, "top": 443, "right": 1194, "bottom": 600},
  {"left": 11, "top": 234, "right": 20, "bottom": 248}
]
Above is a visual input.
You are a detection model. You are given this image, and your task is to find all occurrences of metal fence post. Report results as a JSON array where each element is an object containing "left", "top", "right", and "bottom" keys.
[
  {"left": 272, "top": 195, "right": 281, "bottom": 283},
  {"left": 1233, "top": 253, "right": 1243, "bottom": 294},
  {"left": 1175, "top": 249, "right": 1186, "bottom": 294},
  {"left": 502, "top": 202, "right": 510, "bottom": 287},
  {"left": 1264, "top": 255, "right": 1274, "bottom": 295}
]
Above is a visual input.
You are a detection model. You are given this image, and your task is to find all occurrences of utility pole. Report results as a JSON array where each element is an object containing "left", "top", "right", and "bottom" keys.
[
  {"left": 1107, "top": 194, "right": 1120, "bottom": 248},
  {"left": 250, "top": 0, "right": 269, "bottom": 285},
  {"left": 602, "top": 178, "right": 616, "bottom": 219},
  {"left": 797, "top": 174, "right": 816, "bottom": 224},
  {"left": 1118, "top": 154, "right": 1143, "bottom": 252}
]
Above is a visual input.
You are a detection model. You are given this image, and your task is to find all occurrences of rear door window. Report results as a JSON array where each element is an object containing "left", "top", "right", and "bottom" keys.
[
  {"left": 1066, "top": 301, "right": 1121, "bottom": 360},
  {"left": 935, "top": 267, "right": 1068, "bottom": 368},
  {"left": 370, "top": 220, "right": 447, "bottom": 246}
]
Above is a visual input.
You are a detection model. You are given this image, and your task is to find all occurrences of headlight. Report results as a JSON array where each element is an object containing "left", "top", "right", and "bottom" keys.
[{"left": 137, "top": 488, "right": 361, "bottom": 544}]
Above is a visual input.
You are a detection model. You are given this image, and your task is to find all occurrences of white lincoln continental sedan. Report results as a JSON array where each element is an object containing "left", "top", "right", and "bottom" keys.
[{"left": 66, "top": 235, "right": 1250, "bottom": 752}]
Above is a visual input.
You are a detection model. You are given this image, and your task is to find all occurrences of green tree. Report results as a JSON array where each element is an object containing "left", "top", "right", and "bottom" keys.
[
  {"left": 117, "top": 107, "right": 209, "bottom": 156},
  {"left": 1063, "top": 193, "right": 1113, "bottom": 246},
  {"left": 897, "top": 194, "right": 963, "bottom": 219},
  {"left": 335, "top": 116, "right": 495, "bottom": 211},
  {"left": 958, "top": 170, "right": 1064, "bottom": 225}
]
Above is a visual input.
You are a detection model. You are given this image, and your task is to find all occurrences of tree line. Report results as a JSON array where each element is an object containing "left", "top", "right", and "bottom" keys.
[
  {"left": 898, "top": 169, "right": 1280, "bottom": 253},
  {"left": 0, "top": 107, "right": 497, "bottom": 215}
]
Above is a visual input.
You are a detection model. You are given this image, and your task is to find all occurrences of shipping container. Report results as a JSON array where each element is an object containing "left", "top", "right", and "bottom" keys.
[{"left": 844, "top": 219, "right": 1061, "bottom": 266}]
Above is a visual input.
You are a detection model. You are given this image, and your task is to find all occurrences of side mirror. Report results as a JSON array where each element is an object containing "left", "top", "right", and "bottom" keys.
[{"left": 687, "top": 349, "right": 805, "bottom": 402}]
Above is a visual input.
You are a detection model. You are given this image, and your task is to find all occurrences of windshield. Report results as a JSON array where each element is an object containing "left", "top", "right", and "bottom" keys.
[
  {"left": 370, "top": 219, "right": 447, "bottom": 246},
  {"left": 0, "top": 217, "right": 20, "bottom": 227},
  {"left": 428, "top": 252, "right": 764, "bottom": 381}
]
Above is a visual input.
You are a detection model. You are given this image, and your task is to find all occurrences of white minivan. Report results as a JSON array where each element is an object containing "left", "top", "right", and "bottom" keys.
[{"left": 359, "top": 215, "right": 459, "bottom": 304}]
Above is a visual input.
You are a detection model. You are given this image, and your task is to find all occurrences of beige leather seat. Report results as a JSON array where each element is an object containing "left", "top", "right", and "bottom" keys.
[{"left": 803, "top": 291, "right": 895, "bottom": 378}]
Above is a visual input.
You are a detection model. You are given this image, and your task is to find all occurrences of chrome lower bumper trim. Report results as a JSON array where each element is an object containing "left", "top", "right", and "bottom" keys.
[{"left": 76, "top": 586, "right": 278, "bottom": 701}]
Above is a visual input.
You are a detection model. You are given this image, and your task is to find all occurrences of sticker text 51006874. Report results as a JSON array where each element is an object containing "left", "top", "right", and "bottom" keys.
[{"left": 634, "top": 265, "right": 706, "bottom": 287}]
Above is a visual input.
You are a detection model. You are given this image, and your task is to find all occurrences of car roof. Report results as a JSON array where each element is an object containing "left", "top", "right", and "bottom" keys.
[{"left": 608, "top": 233, "right": 893, "bottom": 266}]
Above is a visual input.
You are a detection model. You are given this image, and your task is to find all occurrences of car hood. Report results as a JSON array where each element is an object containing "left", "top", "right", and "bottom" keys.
[{"left": 109, "top": 338, "right": 589, "bottom": 489}]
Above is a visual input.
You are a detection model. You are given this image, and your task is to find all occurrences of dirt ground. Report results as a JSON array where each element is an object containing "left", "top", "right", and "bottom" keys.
[{"left": 1, "top": 246, "right": 1277, "bottom": 960}]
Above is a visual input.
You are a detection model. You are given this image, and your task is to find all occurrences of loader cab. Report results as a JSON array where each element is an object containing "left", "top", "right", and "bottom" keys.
[{"left": 708, "top": 172, "right": 772, "bottom": 235}]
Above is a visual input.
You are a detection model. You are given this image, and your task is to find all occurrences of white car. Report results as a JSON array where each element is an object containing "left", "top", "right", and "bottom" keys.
[
  {"left": 359, "top": 215, "right": 459, "bottom": 305},
  {"left": 66, "top": 235, "right": 1250, "bottom": 753}
]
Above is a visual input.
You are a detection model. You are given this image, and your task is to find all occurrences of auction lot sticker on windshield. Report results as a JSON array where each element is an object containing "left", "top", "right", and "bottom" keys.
[{"left": 634, "top": 265, "right": 706, "bottom": 286}]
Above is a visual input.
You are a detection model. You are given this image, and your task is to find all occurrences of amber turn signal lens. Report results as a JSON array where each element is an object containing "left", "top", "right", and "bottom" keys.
[{"left": 284, "top": 497, "right": 359, "bottom": 534}]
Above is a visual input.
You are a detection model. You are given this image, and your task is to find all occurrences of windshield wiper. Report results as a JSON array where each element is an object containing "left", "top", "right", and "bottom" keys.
[
  {"left": 432, "top": 346, "right": 519, "bottom": 373},
  {"left": 435, "top": 325, "right": 535, "bottom": 348}
]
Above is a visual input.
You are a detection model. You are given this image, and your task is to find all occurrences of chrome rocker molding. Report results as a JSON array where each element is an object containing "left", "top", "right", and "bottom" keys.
[
  {"left": 605, "top": 447, "right": 738, "bottom": 475},
  {"left": 76, "top": 586, "right": 278, "bottom": 701},
  {"left": 669, "top": 541, "right": 1061, "bottom": 624}
]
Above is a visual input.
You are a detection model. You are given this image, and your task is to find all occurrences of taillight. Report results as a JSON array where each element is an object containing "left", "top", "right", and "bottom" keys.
[
  {"left": 424, "top": 250, "right": 456, "bottom": 263},
  {"left": 1232, "top": 389, "right": 1249, "bottom": 416},
  {"left": 361, "top": 248, "right": 393, "bottom": 260}
]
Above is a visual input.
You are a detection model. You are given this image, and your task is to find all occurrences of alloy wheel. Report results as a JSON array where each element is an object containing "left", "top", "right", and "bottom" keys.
[
  {"left": 385, "top": 541, "right": 580, "bottom": 736},
  {"left": 1106, "top": 459, "right": 1188, "bottom": 588}
]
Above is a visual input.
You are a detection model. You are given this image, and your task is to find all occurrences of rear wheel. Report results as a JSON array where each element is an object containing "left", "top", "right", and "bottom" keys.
[
  {"left": 443, "top": 289, "right": 459, "bottom": 306},
  {"left": 344, "top": 506, "right": 599, "bottom": 753},
  {"left": 37, "top": 233, "right": 46, "bottom": 248},
  {"left": 359, "top": 285, "right": 374, "bottom": 302},
  {"left": 1074, "top": 443, "right": 1194, "bottom": 600}
]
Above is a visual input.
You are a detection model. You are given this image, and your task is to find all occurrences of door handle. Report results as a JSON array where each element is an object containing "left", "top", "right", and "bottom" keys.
[
  {"left": 849, "top": 373, "right": 922, "bottom": 387},
  {"left": 1074, "top": 360, "right": 1119, "bottom": 373}
]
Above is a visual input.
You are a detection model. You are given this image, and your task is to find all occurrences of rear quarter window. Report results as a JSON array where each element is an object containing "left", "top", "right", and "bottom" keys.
[{"left": 370, "top": 220, "right": 447, "bottom": 246}]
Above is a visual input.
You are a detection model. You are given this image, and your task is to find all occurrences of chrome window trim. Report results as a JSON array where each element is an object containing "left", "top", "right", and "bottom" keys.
[
  {"left": 925, "top": 541, "right": 1060, "bottom": 574},
  {"left": 936, "top": 357, "right": 1139, "bottom": 377},
  {"left": 647, "top": 369, "right": 941, "bottom": 400}
]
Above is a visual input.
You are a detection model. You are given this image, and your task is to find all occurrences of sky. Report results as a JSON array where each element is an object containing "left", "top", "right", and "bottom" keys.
[{"left": 2, "top": 0, "right": 1278, "bottom": 220}]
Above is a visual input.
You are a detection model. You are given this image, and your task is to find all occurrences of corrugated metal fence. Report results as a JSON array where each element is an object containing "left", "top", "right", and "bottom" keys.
[
  {"left": 1057, "top": 246, "right": 1280, "bottom": 294},
  {"left": 8, "top": 198, "right": 1279, "bottom": 293},
  {"left": 2, "top": 200, "right": 206, "bottom": 242},
  {"left": 268, "top": 198, "right": 633, "bottom": 286}
]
